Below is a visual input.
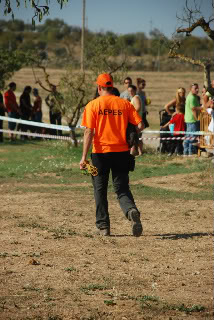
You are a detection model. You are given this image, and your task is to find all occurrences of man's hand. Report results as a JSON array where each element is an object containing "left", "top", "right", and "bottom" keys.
[
  {"left": 80, "top": 128, "right": 94, "bottom": 170},
  {"left": 137, "top": 121, "right": 144, "bottom": 132},
  {"left": 79, "top": 159, "right": 98, "bottom": 176},
  {"left": 79, "top": 157, "right": 87, "bottom": 170}
]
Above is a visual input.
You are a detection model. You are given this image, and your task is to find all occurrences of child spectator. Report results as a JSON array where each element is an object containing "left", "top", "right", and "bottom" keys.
[{"left": 161, "top": 104, "right": 186, "bottom": 156}]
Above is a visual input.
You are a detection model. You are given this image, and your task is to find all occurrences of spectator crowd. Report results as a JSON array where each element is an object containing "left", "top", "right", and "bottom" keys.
[
  {"left": 0, "top": 77, "right": 214, "bottom": 160},
  {"left": 0, "top": 82, "right": 62, "bottom": 142}
]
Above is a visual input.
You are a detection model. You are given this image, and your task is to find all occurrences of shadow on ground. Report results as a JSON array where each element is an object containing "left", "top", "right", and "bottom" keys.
[{"left": 154, "top": 232, "right": 213, "bottom": 240}]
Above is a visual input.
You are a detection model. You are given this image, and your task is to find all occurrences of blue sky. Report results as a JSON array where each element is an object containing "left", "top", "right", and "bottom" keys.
[{"left": 0, "top": 0, "right": 212, "bottom": 38}]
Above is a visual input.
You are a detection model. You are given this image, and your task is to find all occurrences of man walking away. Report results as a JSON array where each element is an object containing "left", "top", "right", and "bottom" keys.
[{"left": 79, "top": 73, "right": 144, "bottom": 237}]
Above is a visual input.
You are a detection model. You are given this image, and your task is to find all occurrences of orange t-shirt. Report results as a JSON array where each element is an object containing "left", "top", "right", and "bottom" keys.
[{"left": 81, "top": 95, "right": 142, "bottom": 153}]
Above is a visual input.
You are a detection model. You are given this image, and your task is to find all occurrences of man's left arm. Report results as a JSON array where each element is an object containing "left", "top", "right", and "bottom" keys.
[
  {"left": 136, "top": 121, "right": 144, "bottom": 132},
  {"left": 79, "top": 127, "right": 94, "bottom": 169}
]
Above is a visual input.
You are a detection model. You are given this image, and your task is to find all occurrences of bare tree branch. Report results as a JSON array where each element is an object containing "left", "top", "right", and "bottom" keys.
[
  {"left": 168, "top": 39, "right": 212, "bottom": 87},
  {"left": 177, "top": 17, "right": 214, "bottom": 40}
]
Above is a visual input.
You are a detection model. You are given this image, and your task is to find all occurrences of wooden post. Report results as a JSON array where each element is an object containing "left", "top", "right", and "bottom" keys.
[{"left": 81, "top": 0, "right": 86, "bottom": 72}]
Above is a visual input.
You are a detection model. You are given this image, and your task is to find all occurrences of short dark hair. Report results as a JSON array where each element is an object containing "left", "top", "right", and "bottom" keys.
[
  {"left": 101, "top": 86, "right": 113, "bottom": 93},
  {"left": 176, "top": 104, "right": 185, "bottom": 114},
  {"left": 9, "top": 82, "right": 16, "bottom": 89},
  {"left": 124, "top": 77, "right": 132, "bottom": 84},
  {"left": 33, "top": 88, "right": 39, "bottom": 95},
  {"left": 191, "top": 83, "right": 198, "bottom": 88},
  {"left": 94, "top": 86, "right": 120, "bottom": 98},
  {"left": 112, "top": 87, "right": 120, "bottom": 97},
  {"left": 128, "top": 84, "right": 137, "bottom": 91}
]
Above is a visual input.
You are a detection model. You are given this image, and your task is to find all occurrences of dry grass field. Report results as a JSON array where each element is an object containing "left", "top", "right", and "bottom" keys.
[{"left": 0, "top": 69, "right": 213, "bottom": 320}]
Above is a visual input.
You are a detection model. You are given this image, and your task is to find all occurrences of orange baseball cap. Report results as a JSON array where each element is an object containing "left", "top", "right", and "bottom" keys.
[{"left": 96, "top": 73, "right": 113, "bottom": 87}]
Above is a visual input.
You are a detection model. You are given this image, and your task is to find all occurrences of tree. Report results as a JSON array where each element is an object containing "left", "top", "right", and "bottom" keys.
[
  {"left": 0, "top": 0, "right": 69, "bottom": 23},
  {"left": 31, "top": 35, "right": 129, "bottom": 146},
  {"left": 168, "top": 0, "right": 214, "bottom": 87},
  {"left": 85, "top": 35, "right": 128, "bottom": 81},
  {"left": 0, "top": 49, "right": 33, "bottom": 89},
  {"left": 30, "top": 60, "right": 93, "bottom": 146},
  {"left": 59, "top": 69, "right": 93, "bottom": 146}
]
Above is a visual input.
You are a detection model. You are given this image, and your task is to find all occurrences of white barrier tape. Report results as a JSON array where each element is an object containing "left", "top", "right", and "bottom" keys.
[
  {"left": 143, "top": 130, "right": 213, "bottom": 136},
  {"left": 0, "top": 129, "right": 200, "bottom": 142},
  {"left": 140, "top": 137, "right": 199, "bottom": 141},
  {"left": 1, "top": 116, "right": 214, "bottom": 136},
  {"left": 0, "top": 129, "right": 83, "bottom": 143},
  {"left": 0, "top": 116, "right": 84, "bottom": 131}
]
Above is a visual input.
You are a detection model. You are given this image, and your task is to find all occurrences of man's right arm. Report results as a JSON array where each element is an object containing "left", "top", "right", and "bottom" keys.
[{"left": 79, "top": 127, "right": 94, "bottom": 169}]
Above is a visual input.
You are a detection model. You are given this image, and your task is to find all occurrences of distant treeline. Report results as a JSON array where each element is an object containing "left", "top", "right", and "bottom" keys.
[{"left": 0, "top": 18, "right": 213, "bottom": 71}]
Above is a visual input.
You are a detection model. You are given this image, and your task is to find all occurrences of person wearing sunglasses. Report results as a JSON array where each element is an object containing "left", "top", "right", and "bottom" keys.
[{"left": 120, "top": 77, "right": 132, "bottom": 101}]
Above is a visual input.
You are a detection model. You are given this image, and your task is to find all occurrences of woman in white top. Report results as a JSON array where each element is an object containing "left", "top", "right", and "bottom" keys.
[{"left": 128, "top": 85, "right": 143, "bottom": 156}]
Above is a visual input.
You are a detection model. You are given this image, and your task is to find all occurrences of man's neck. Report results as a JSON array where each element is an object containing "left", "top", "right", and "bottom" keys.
[{"left": 99, "top": 91, "right": 112, "bottom": 97}]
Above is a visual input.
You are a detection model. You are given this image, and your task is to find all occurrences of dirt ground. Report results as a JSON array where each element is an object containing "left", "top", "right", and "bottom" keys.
[
  {"left": 0, "top": 166, "right": 213, "bottom": 320},
  {"left": 1, "top": 68, "right": 214, "bottom": 319}
]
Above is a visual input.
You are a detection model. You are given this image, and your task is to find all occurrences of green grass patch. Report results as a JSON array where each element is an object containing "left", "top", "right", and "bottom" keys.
[
  {"left": 129, "top": 184, "right": 213, "bottom": 200},
  {"left": 133, "top": 154, "right": 211, "bottom": 178},
  {"left": 64, "top": 267, "right": 77, "bottom": 272},
  {"left": 0, "top": 140, "right": 213, "bottom": 201},
  {"left": 0, "top": 140, "right": 84, "bottom": 182},
  {"left": 135, "top": 295, "right": 206, "bottom": 315},
  {"left": 104, "top": 299, "right": 116, "bottom": 306},
  {"left": 80, "top": 283, "right": 109, "bottom": 293}
]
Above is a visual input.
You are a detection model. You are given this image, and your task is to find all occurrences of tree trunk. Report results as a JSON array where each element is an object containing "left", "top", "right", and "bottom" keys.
[
  {"left": 204, "top": 65, "right": 211, "bottom": 88},
  {"left": 70, "top": 128, "right": 78, "bottom": 147},
  {"left": 168, "top": 47, "right": 212, "bottom": 89}
]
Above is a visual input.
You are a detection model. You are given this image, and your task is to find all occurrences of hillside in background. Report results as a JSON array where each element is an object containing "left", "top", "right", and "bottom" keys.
[{"left": 0, "top": 18, "right": 213, "bottom": 72}]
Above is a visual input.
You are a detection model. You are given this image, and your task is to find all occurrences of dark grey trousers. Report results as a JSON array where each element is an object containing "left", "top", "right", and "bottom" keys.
[{"left": 91, "top": 168, "right": 137, "bottom": 230}]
